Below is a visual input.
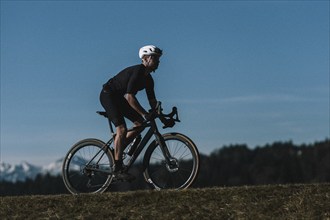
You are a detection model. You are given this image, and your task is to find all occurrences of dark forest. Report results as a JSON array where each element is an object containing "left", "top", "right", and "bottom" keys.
[{"left": 1, "top": 139, "right": 329, "bottom": 196}]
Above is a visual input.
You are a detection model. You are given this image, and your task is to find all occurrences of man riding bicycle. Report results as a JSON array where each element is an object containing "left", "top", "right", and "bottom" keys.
[{"left": 99, "top": 45, "right": 162, "bottom": 180}]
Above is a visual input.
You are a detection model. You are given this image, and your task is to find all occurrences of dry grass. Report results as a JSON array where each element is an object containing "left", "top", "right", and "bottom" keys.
[{"left": 1, "top": 183, "right": 330, "bottom": 219}]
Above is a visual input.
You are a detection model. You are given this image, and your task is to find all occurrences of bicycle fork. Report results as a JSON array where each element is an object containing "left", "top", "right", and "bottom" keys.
[{"left": 153, "top": 128, "right": 178, "bottom": 172}]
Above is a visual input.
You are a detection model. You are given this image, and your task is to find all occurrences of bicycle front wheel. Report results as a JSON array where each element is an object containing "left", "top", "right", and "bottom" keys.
[
  {"left": 62, "top": 138, "right": 114, "bottom": 194},
  {"left": 143, "top": 133, "right": 200, "bottom": 190}
]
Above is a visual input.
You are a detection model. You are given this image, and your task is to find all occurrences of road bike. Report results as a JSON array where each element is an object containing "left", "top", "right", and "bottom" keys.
[{"left": 62, "top": 102, "right": 200, "bottom": 194}]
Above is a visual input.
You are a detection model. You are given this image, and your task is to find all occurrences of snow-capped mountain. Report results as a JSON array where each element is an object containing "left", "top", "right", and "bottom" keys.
[
  {"left": 0, "top": 159, "right": 63, "bottom": 183},
  {"left": 41, "top": 158, "right": 63, "bottom": 176}
]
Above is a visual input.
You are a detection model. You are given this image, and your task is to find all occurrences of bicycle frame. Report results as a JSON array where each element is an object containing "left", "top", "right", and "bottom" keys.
[
  {"left": 126, "top": 119, "right": 172, "bottom": 169},
  {"left": 85, "top": 117, "right": 172, "bottom": 175}
]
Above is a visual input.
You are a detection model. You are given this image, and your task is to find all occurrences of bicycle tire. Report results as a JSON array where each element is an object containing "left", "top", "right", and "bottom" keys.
[
  {"left": 143, "top": 133, "right": 200, "bottom": 190},
  {"left": 62, "top": 138, "right": 114, "bottom": 194}
]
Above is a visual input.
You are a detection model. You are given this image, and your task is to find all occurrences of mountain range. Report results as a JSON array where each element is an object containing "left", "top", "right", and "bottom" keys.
[{"left": 0, "top": 159, "right": 63, "bottom": 183}]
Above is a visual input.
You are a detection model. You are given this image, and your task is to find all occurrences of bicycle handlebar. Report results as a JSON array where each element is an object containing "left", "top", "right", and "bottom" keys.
[{"left": 152, "top": 102, "right": 180, "bottom": 129}]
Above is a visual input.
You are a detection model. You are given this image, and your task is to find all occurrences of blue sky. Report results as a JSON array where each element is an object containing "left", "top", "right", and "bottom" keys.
[{"left": 1, "top": 1, "right": 329, "bottom": 166}]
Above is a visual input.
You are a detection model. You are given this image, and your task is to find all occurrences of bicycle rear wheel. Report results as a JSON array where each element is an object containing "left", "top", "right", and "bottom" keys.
[
  {"left": 62, "top": 138, "right": 114, "bottom": 194},
  {"left": 143, "top": 133, "right": 200, "bottom": 190}
]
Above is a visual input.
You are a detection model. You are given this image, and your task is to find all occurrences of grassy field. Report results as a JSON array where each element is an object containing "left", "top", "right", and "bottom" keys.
[{"left": 1, "top": 183, "right": 330, "bottom": 219}]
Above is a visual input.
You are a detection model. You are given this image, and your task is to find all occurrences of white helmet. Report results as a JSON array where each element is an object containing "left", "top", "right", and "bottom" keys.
[{"left": 139, "top": 45, "right": 163, "bottom": 59}]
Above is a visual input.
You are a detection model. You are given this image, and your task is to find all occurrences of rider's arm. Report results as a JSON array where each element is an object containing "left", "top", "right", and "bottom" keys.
[
  {"left": 125, "top": 66, "right": 149, "bottom": 117},
  {"left": 149, "top": 98, "right": 158, "bottom": 110},
  {"left": 125, "top": 93, "right": 149, "bottom": 117},
  {"left": 146, "top": 75, "right": 157, "bottom": 109}
]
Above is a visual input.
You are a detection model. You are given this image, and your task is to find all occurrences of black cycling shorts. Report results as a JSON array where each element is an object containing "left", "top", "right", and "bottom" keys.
[{"left": 100, "top": 91, "right": 144, "bottom": 127}]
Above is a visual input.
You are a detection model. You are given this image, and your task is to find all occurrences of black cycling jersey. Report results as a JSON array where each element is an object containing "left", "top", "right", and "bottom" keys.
[
  {"left": 102, "top": 64, "right": 156, "bottom": 101},
  {"left": 100, "top": 64, "right": 156, "bottom": 127}
]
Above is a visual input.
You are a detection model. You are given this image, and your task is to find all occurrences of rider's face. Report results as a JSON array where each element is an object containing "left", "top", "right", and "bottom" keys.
[{"left": 148, "top": 55, "right": 160, "bottom": 71}]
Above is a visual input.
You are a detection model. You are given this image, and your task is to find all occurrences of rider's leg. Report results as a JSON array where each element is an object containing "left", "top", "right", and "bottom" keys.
[
  {"left": 115, "top": 121, "right": 143, "bottom": 157},
  {"left": 114, "top": 123, "right": 136, "bottom": 181},
  {"left": 114, "top": 124, "right": 127, "bottom": 171},
  {"left": 125, "top": 121, "right": 143, "bottom": 146},
  {"left": 123, "top": 102, "right": 144, "bottom": 147}
]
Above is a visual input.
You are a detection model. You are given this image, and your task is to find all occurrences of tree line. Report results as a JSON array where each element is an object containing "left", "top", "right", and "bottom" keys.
[{"left": 1, "top": 139, "right": 329, "bottom": 196}]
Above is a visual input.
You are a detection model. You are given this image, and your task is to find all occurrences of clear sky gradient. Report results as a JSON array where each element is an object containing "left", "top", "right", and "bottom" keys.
[{"left": 1, "top": 1, "right": 329, "bottom": 165}]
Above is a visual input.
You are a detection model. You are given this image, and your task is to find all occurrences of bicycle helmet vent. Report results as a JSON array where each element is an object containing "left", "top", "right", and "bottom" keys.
[{"left": 139, "top": 45, "right": 163, "bottom": 59}]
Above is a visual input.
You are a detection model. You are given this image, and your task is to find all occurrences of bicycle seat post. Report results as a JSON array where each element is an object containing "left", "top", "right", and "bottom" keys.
[
  {"left": 96, "top": 111, "right": 116, "bottom": 137},
  {"left": 109, "top": 123, "right": 115, "bottom": 136}
]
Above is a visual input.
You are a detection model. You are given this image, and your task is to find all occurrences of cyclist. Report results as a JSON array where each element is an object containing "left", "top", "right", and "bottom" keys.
[{"left": 99, "top": 45, "right": 162, "bottom": 180}]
